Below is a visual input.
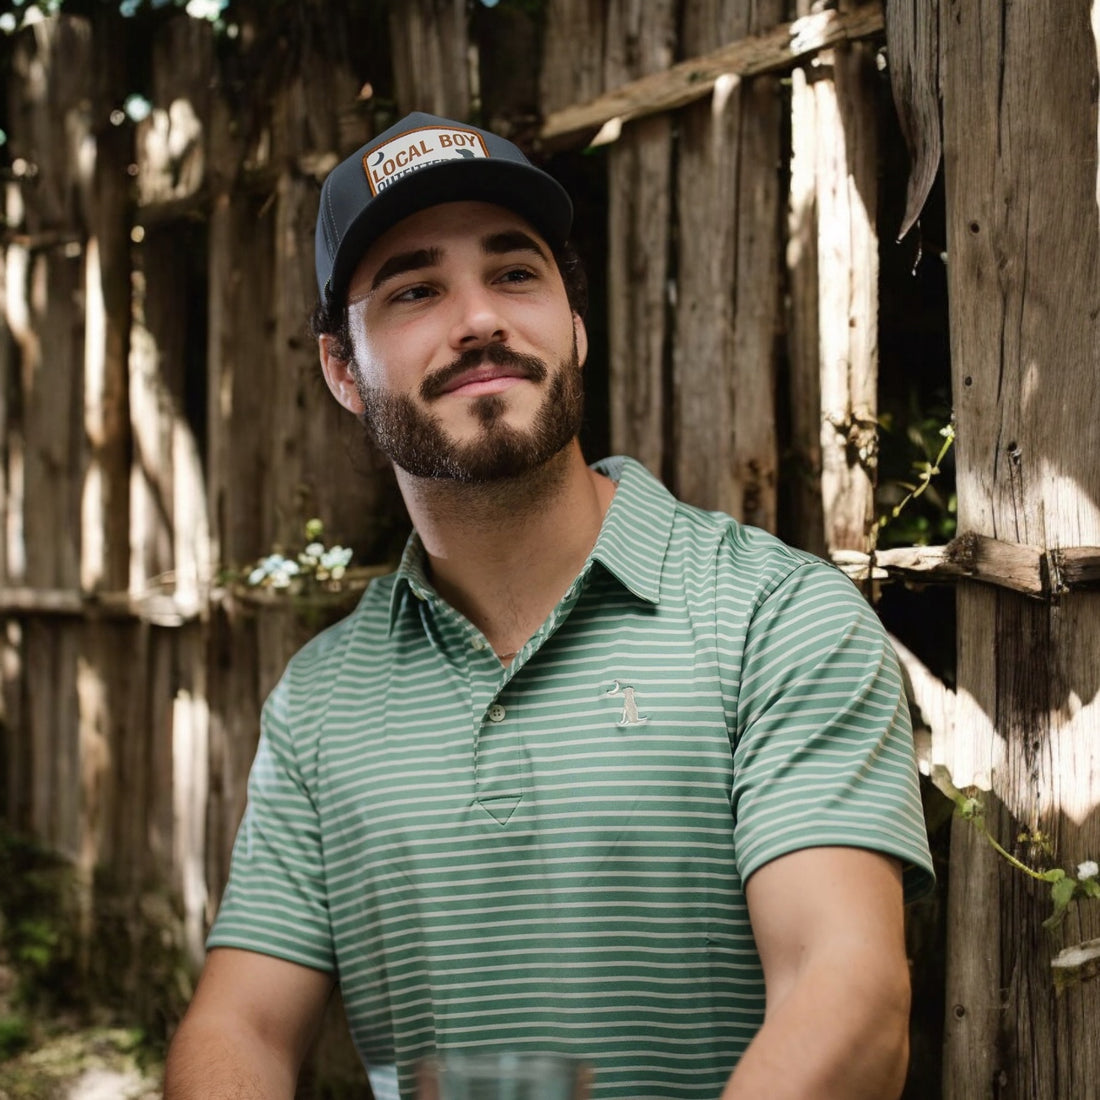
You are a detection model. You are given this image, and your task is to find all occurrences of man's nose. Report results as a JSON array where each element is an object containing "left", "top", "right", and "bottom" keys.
[{"left": 449, "top": 284, "right": 507, "bottom": 348}]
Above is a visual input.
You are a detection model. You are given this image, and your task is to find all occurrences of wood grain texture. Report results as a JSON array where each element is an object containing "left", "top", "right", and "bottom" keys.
[
  {"left": 941, "top": 1, "right": 1100, "bottom": 1094},
  {"left": 883, "top": 0, "right": 941, "bottom": 239},
  {"left": 785, "top": 64, "right": 827, "bottom": 557},
  {"left": 541, "top": 3, "right": 885, "bottom": 142},
  {"left": 814, "top": 43, "right": 879, "bottom": 552},
  {"left": 670, "top": 0, "right": 783, "bottom": 521},
  {"left": 607, "top": 117, "right": 673, "bottom": 474},
  {"left": 539, "top": 0, "right": 608, "bottom": 115},
  {"left": 389, "top": 0, "right": 471, "bottom": 117},
  {"left": 136, "top": 18, "right": 214, "bottom": 209},
  {"left": 603, "top": 1, "right": 676, "bottom": 477}
]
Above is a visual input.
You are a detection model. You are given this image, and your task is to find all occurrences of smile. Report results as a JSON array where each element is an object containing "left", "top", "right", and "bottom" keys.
[{"left": 436, "top": 365, "right": 533, "bottom": 398}]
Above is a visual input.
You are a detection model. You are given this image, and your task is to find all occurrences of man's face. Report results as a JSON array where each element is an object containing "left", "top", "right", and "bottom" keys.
[{"left": 334, "top": 201, "right": 587, "bottom": 482}]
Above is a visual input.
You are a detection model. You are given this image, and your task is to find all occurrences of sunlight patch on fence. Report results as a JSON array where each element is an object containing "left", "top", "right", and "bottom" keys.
[{"left": 173, "top": 686, "right": 209, "bottom": 968}]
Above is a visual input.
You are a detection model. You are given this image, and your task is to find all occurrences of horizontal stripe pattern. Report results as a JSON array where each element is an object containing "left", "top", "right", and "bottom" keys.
[{"left": 209, "top": 455, "right": 933, "bottom": 1098}]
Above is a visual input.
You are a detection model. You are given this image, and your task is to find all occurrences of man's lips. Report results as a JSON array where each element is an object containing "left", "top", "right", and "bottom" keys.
[
  {"left": 420, "top": 345, "right": 548, "bottom": 400},
  {"left": 437, "top": 364, "right": 532, "bottom": 396}
]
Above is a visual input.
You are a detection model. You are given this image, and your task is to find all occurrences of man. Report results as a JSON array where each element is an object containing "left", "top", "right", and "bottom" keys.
[{"left": 164, "top": 111, "right": 934, "bottom": 1100}]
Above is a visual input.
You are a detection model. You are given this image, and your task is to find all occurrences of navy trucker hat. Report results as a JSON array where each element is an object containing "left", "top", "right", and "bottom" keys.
[{"left": 315, "top": 112, "right": 573, "bottom": 308}]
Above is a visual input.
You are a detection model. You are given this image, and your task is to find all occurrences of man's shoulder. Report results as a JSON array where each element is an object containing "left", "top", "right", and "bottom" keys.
[
  {"left": 600, "top": 454, "right": 840, "bottom": 601},
  {"left": 278, "top": 571, "right": 398, "bottom": 696},
  {"left": 668, "top": 486, "right": 834, "bottom": 593}
]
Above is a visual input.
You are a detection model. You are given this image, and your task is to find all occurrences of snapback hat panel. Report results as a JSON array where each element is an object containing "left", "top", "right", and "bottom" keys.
[{"left": 315, "top": 112, "right": 573, "bottom": 307}]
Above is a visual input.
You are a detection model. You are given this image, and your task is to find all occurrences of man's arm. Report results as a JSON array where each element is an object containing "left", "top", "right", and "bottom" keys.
[
  {"left": 721, "top": 847, "right": 911, "bottom": 1100},
  {"left": 163, "top": 947, "right": 335, "bottom": 1100}
]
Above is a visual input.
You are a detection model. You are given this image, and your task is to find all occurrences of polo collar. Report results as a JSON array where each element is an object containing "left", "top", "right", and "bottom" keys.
[
  {"left": 387, "top": 531, "right": 433, "bottom": 633},
  {"left": 386, "top": 455, "right": 676, "bottom": 633},
  {"left": 587, "top": 456, "right": 674, "bottom": 605}
]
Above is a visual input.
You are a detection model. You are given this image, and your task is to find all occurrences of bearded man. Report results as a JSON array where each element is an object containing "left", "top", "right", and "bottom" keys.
[{"left": 164, "top": 112, "right": 933, "bottom": 1100}]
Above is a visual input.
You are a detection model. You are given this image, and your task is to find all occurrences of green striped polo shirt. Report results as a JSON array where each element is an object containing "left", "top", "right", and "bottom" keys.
[{"left": 209, "top": 455, "right": 934, "bottom": 1100}]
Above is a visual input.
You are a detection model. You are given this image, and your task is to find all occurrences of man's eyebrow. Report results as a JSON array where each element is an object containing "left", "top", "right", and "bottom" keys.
[
  {"left": 369, "top": 247, "right": 443, "bottom": 293},
  {"left": 482, "top": 230, "right": 549, "bottom": 262}
]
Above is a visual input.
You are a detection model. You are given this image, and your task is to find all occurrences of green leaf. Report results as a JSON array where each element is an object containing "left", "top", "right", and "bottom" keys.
[
  {"left": 958, "top": 797, "right": 984, "bottom": 821},
  {"left": 1042, "top": 868, "right": 1067, "bottom": 883},
  {"left": 1043, "top": 875, "right": 1080, "bottom": 930}
]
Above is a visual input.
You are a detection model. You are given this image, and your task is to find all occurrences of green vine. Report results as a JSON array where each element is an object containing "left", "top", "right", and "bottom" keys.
[
  {"left": 930, "top": 767, "right": 1100, "bottom": 933},
  {"left": 876, "top": 421, "right": 956, "bottom": 538}
]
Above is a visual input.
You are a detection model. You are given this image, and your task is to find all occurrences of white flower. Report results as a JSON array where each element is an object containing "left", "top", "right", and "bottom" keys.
[
  {"left": 269, "top": 560, "right": 300, "bottom": 588},
  {"left": 321, "top": 546, "right": 353, "bottom": 570},
  {"left": 1077, "top": 860, "right": 1099, "bottom": 881}
]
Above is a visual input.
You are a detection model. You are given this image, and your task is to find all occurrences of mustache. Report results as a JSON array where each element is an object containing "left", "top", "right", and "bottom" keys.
[{"left": 419, "top": 343, "right": 548, "bottom": 400}]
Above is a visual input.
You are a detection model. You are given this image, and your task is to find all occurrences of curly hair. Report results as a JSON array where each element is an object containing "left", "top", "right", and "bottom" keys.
[{"left": 309, "top": 241, "right": 589, "bottom": 361}]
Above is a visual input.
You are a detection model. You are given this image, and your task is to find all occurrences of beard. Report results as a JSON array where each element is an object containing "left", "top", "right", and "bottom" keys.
[{"left": 353, "top": 340, "right": 585, "bottom": 483}]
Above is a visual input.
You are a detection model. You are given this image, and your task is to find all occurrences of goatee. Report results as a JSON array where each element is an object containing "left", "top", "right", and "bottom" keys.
[{"left": 354, "top": 341, "right": 585, "bottom": 483}]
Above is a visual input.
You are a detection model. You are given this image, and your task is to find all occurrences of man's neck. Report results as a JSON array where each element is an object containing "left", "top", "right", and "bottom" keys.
[{"left": 395, "top": 442, "right": 615, "bottom": 660}]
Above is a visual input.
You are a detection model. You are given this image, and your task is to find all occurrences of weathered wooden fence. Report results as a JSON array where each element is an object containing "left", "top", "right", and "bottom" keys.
[{"left": 0, "top": 1, "right": 1097, "bottom": 1097}]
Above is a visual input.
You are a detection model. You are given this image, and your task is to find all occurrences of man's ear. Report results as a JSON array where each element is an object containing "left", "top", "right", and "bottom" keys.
[
  {"left": 318, "top": 335, "right": 365, "bottom": 414},
  {"left": 573, "top": 312, "right": 588, "bottom": 369}
]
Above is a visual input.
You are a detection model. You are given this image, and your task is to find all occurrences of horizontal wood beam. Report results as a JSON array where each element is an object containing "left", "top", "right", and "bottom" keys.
[
  {"left": 0, "top": 586, "right": 202, "bottom": 626},
  {"left": 3, "top": 539, "right": 1094, "bottom": 624},
  {"left": 539, "top": 3, "right": 885, "bottom": 145},
  {"left": 1051, "top": 937, "right": 1100, "bottom": 994},
  {"left": 0, "top": 566, "right": 390, "bottom": 626},
  {"left": 833, "top": 534, "right": 1100, "bottom": 598}
]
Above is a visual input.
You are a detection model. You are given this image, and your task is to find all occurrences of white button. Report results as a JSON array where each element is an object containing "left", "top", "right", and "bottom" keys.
[
  {"left": 470, "top": 637, "right": 487, "bottom": 651},
  {"left": 487, "top": 704, "right": 506, "bottom": 723}
]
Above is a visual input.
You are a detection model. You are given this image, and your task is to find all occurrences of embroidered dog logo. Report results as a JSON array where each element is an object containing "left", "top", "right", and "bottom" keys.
[{"left": 605, "top": 680, "right": 649, "bottom": 726}]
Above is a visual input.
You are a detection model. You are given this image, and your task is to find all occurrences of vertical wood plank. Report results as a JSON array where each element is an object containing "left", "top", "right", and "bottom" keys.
[
  {"left": 75, "top": 13, "right": 137, "bottom": 966},
  {"left": 814, "top": 41, "right": 879, "bottom": 553},
  {"left": 785, "top": 64, "right": 827, "bottom": 557},
  {"left": 4, "top": 19, "right": 95, "bottom": 864},
  {"left": 729, "top": 69, "right": 781, "bottom": 531},
  {"left": 81, "top": 13, "right": 132, "bottom": 595},
  {"left": 388, "top": 0, "right": 471, "bottom": 117},
  {"left": 603, "top": 1, "right": 675, "bottom": 476},
  {"left": 606, "top": 119, "right": 672, "bottom": 474},
  {"left": 540, "top": 0, "right": 607, "bottom": 113},
  {"left": 942, "top": 789, "right": 1002, "bottom": 1100},
  {"left": 941, "top": 0, "right": 1100, "bottom": 1095},
  {"left": 672, "top": 0, "right": 784, "bottom": 521},
  {"left": 204, "top": 184, "right": 272, "bottom": 888},
  {"left": 135, "top": 16, "right": 213, "bottom": 210}
]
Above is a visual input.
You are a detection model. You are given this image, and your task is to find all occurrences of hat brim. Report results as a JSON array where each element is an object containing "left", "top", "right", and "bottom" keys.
[{"left": 324, "top": 159, "right": 573, "bottom": 307}]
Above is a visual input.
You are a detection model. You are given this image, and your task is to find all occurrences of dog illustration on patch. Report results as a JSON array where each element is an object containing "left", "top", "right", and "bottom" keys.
[{"left": 605, "top": 680, "right": 649, "bottom": 727}]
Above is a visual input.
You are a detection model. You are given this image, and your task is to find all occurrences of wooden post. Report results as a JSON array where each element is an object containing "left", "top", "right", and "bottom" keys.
[
  {"left": 941, "top": 1, "right": 1100, "bottom": 1096},
  {"left": 785, "top": 61, "right": 827, "bottom": 557},
  {"left": 128, "top": 14, "right": 219, "bottom": 970},
  {"left": 1, "top": 19, "right": 102, "bottom": 872},
  {"left": 388, "top": 0, "right": 471, "bottom": 116},
  {"left": 541, "top": 1, "right": 678, "bottom": 479},
  {"left": 601, "top": 2, "right": 676, "bottom": 479},
  {"left": 540, "top": 0, "right": 609, "bottom": 113},
  {"left": 671, "top": 0, "right": 784, "bottom": 524},
  {"left": 815, "top": 41, "right": 880, "bottom": 553},
  {"left": 783, "top": 2, "right": 881, "bottom": 554}
]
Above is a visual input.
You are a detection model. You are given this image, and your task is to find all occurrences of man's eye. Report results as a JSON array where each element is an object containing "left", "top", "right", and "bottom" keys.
[
  {"left": 392, "top": 285, "right": 435, "bottom": 303},
  {"left": 498, "top": 268, "right": 536, "bottom": 285}
]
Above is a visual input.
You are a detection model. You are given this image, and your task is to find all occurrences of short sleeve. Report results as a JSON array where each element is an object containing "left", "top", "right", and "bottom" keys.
[
  {"left": 206, "top": 674, "right": 336, "bottom": 971},
  {"left": 731, "top": 561, "right": 935, "bottom": 903}
]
